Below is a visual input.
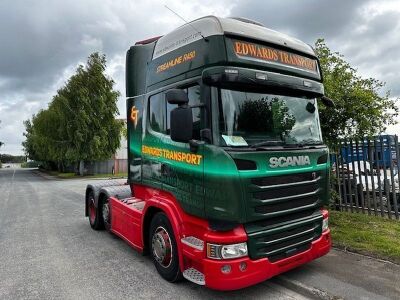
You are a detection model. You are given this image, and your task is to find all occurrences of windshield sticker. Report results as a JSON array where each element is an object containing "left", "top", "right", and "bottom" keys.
[{"left": 222, "top": 135, "right": 248, "bottom": 146}]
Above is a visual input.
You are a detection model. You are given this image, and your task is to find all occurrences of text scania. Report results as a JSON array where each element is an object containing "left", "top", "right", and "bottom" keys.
[{"left": 269, "top": 156, "right": 311, "bottom": 168}]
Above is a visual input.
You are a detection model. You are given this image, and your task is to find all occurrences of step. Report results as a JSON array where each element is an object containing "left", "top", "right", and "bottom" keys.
[
  {"left": 181, "top": 236, "right": 204, "bottom": 251},
  {"left": 183, "top": 268, "right": 205, "bottom": 286}
]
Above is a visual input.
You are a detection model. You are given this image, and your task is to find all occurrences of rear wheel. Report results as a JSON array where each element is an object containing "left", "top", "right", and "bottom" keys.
[
  {"left": 88, "top": 191, "right": 103, "bottom": 230},
  {"left": 149, "top": 212, "right": 182, "bottom": 282},
  {"left": 102, "top": 198, "right": 111, "bottom": 231}
]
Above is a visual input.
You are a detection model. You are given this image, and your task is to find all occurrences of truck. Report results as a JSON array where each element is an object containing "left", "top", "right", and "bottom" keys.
[{"left": 85, "top": 16, "right": 332, "bottom": 291}]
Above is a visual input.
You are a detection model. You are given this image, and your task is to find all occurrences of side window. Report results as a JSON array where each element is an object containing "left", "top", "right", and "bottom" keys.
[
  {"left": 188, "top": 85, "right": 201, "bottom": 140},
  {"left": 166, "top": 84, "right": 202, "bottom": 139},
  {"left": 149, "top": 93, "right": 166, "bottom": 133}
]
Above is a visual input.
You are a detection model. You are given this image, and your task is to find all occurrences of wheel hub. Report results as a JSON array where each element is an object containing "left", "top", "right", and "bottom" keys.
[
  {"left": 102, "top": 201, "right": 110, "bottom": 223},
  {"left": 152, "top": 226, "right": 172, "bottom": 268}
]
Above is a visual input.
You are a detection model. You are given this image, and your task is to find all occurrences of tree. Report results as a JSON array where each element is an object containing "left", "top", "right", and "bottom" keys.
[
  {"left": 23, "top": 53, "right": 123, "bottom": 174},
  {"left": 315, "top": 39, "right": 398, "bottom": 147}
]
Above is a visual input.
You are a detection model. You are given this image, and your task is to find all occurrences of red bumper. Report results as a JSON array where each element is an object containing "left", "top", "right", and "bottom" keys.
[{"left": 202, "top": 230, "right": 331, "bottom": 291}]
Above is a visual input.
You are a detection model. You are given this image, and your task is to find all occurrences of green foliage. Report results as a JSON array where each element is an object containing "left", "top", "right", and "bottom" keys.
[
  {"left": 21, "top": 161, "right": 40, "bottom": 168},
  {"left": 23, "top": 53, "right": 123, "bottom": 168},
  {"left": 0, "top": 154, "right": 26, "bottom": 163},
  {"left": 315, "top": 39, "right": 398, "bottom": 147},
  {"left": 330, "top": 210, "right": 400, "bottom": 264}
]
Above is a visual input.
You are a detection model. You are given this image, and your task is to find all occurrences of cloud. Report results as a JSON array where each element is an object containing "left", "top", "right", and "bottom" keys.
[
  {"left": 0, "top": 0, "right": 235, "bottom": 155},
  {"left": 1, "top": 0, "right": 400, "bottom": 155},
  {"left": 230, "top": 0, "right": 400, "bottom": 133}
]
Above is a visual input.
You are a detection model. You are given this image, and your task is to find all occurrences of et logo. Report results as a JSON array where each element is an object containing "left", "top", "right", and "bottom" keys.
[{"left": 130, "top": 106, "right": 139, "bottom": 127}]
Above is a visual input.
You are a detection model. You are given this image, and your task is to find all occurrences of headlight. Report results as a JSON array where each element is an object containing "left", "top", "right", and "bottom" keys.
[
  {"left": 207, "top": 242, "right": 248, "bottom": 259},
  {"left": 322, "top": 217, "right": 329, "bottom": 232}
]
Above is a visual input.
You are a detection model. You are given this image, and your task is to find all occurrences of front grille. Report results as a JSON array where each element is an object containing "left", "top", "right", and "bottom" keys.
[
  {"left": 268, "top": 244, "right": 311, "bottom": 263},
  {"left": 254, "top": 183, "right": 319, "bottom": 200},
  {"left": 251, "top": 172, "right": 317, "bottom": 186},
  {"left": 250, "top": 171, "right": 322, "bottom": 218},
  {"left": 245, "top": 171, "right": 324, "bottom": 261},
  {"left": 253, "top": 209, "right": 316, "bottom": 228},
  {"left": 245, "top": 213, "right": 322, "bottom": 260},
  {"left": 254, "top": 196, "right": 317, "bottom": 214}
]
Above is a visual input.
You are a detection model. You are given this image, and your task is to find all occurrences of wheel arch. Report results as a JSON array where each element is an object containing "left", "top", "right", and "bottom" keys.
[
  {"left": 141, "top": 198, "right": 185, "bottom": 271},
  {"left": 142, "top": 206, "right": 163, "bottom": 255}
]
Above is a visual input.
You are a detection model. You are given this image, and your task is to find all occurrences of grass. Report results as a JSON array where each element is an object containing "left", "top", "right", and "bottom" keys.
[
  {"left": 85, "top": 172, "right": 127, "bottom": 179},
  {"left": 330, "top": 210, "right": 400, "bottom": 264}
]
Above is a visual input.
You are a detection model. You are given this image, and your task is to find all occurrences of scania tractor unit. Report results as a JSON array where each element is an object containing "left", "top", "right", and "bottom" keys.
[{"left": 85, "top": 16, "right": 332, "bottom": 291}]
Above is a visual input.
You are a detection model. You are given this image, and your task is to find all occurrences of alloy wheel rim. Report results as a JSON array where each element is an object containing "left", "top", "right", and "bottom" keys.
[{"left": 151, "top": 226, "right": 172, "bottom": 268}]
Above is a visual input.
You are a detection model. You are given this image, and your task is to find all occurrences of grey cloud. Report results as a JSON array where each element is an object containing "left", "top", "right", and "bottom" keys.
[
  {"left": 0, "top": 0, "right": 231, "bottom": 155},
  {"left": 230, "top": 0, "right": 400, "bottom": 101},
  {"left": 230, "top": 0, "right": 367, "bottom": 45}
]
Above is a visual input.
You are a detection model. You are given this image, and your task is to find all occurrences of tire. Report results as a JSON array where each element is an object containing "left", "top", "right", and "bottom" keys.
[
  {"left": 102, "top": 197, "right": 111, "bottom": 231},
  {"left": 88, "top": 191, "right": 104, "bottom": 230},
  {"left": 149, "top": 212, "right": 182, "bottom": 282}
]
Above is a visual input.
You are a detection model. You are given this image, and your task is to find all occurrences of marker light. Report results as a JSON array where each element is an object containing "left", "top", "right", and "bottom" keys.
[
  {"left": 322, "top": 209, "right": 329, "bottom": 232},
  {"left": 256, "top": 72, "right": 268, "bottom": 80},
  {"left": 322, "top": 217, "right": 329, "bottom": 232},
  {"left": 224, "top": 69, "right": 239, "bottom": 74}
]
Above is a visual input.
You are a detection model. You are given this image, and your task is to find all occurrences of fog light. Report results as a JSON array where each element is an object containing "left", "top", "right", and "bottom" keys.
[
  {"left": 221, "top": 264, "right": 231, "bottom": 274},
  {"left": 239, "top": 262, "right": 247, "bottom": 272}
]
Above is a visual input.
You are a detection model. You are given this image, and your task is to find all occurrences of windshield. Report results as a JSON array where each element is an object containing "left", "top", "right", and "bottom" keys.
[{"left": 213, "top": 88, "right": 323, "bottom": 147}]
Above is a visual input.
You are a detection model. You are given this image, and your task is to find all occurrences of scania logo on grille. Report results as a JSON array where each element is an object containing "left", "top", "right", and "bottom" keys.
[{"left": 269, "top": 155, "right": 311, "bottom": 168}]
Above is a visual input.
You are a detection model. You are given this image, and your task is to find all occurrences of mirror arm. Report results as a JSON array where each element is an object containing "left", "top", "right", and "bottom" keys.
[{"left": 189, "top": 140, "right": 205, "bottom": 153}]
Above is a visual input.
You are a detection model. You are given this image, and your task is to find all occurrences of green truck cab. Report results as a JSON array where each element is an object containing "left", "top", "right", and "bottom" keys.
[{"left": 87, "top": 16, "right": 331, "bottom": 291}]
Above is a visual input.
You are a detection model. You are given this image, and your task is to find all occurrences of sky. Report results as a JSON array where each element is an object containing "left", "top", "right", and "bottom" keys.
[{"left": 1, "top": 0, "right": 400, "bottom": 155}]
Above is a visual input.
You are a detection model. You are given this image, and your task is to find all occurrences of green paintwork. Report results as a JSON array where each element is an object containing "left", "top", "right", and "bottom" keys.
[{"left": 126, "top": 27, "right": 329, "bottom": 236}]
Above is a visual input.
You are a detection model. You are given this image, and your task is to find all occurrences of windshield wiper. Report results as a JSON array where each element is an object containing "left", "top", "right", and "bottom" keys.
[
  {"left": 284, "top": 139, "right": 323, "bottom": 148},
  {"left": 298, "top": 139, "right": 323, "bottom": 146},
  {"left": 250, "top": 140, "right": 284, "bottom": 148}
]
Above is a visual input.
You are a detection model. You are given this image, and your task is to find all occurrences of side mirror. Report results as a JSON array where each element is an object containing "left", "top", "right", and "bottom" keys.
[
  {"left": 321, "top": 96, "right": 335, "bottom": 107},
  {"left": 166, "top": 89, "right": 189, "bottom": 105},
  {"left": 170, "top": 106, "right": 193, "bottom": 143}
]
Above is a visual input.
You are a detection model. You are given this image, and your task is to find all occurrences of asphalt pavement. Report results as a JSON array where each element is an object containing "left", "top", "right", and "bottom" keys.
[{"left": 0, "top": 168, "right": 399, "bottom": 300}]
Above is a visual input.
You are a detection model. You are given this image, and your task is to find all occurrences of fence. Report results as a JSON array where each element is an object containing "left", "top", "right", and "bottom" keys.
[
  {"left": 85, "top": 159, "right": 127, "bottom": 175},
  {"left": 331, "top": 135, "right": 400, "bottom": 220}
]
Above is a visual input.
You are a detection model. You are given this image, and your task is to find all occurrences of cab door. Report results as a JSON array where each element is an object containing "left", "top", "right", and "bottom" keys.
[{"left": 141, "top": 84, "right": 205, "bottom": 217}]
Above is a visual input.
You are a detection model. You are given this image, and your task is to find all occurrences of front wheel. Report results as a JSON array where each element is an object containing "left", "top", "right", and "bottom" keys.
[{"left": 149, "top": 212, "right": 182, "bottom": 282}]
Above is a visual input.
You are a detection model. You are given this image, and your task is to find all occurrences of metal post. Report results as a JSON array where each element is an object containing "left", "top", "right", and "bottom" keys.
[
  {"left": 355, "top": 139, "right": 365, "bottom": 213},
  {"left": 344, "top": 140, "right": 353, "bottom": 212},
  {"left": 350, "top": 140, "right": 359, "bottom": 213},
  {"left": 368, "top": 139, "right": 378, "bottom": 216},
  {"left": 334, "top": 150, "right": 342, "bottom": 211},
  {"left": 363, "top": 139, "right": 371, "bottom": 215},
  {"left": 380, "top": 136, "right": 391, "bottom": 219},
  {"left": 374, "top": 137, "right": 384, "bottom": 217},
  {"left": 339, "top": 143, "right": 348, "bottom": 212}
]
